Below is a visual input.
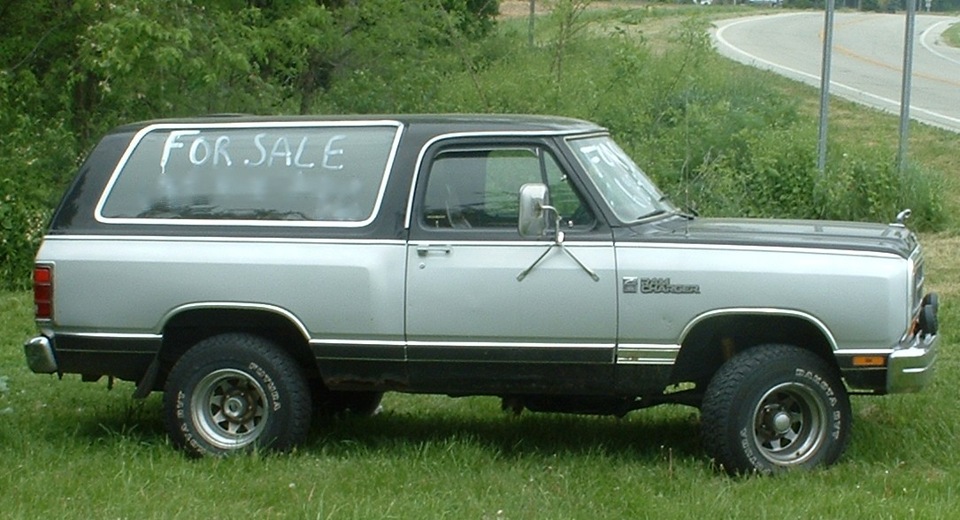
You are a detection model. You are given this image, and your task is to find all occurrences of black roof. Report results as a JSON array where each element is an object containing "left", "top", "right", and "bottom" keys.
[{"left": 112, "top": 113, "right": 606, "bottom": 137}]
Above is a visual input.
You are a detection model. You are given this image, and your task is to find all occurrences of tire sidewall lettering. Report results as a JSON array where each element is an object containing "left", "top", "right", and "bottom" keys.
[
  {"left": 794, "top": 368, "right": 845, "bottom": 441},
  {"left": 175, "top": 390, "right": 186, "bottom": 419},
  {"left": 795, "top": 368, "right": 839, "bottom": 407},
  {"left": 249, "top": 362, "right": 282, "bottom": 411},
  {"left": 738, "top": 427, "right": 761, "bottom": 469}
]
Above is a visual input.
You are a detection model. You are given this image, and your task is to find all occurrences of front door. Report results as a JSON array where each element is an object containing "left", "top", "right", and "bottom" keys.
[{"left": 404, "top": 140, "right": 617, "bottom": 394}]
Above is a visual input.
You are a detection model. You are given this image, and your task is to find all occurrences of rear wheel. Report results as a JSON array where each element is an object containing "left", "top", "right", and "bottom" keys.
[
  {"left": 701, "top": 344, "right": 851, "bottom": 475},
  {"left": 163, "top": 333, "right": 312, "bottom": 457}
]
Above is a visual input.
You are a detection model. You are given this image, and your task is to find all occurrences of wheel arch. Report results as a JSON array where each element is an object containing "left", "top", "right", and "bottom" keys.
[
  {"left": 670, "top": 309, "right": 838, "bottom": 386},
  {"left": 149, "top": 303, "right": 317, "bottom": 392}
]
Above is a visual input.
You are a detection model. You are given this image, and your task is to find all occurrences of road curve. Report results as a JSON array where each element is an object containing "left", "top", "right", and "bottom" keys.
[{"left": 712, "top": 12, "right": 960, "bottom": 133}]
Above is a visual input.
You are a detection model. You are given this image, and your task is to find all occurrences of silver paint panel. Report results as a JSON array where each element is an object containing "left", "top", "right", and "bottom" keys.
[
  {"left": 405, "top": 240, "right": 617, "bottom": 351},
  {"left": 38, "top": 237, "right": 407, "bottom": 345},
  {"left": 616, "top": 243, "right": 909, "bottom": 352},
  {"left": 40, "top": 234, "right": 914, "bottom": 366}
]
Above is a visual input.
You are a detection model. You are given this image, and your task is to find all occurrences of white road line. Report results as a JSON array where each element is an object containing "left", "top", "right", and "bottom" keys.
[
  {"left": 921, "top": 19, "right": 960, "bottom": 67},
  {"left": 713, "top": 14, "right": 960, "bottom": 131}
]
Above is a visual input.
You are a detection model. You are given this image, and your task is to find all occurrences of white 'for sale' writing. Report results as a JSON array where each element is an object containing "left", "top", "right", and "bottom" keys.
[{"left": 159, "top": 130, "right": 347, "bottom": 175}]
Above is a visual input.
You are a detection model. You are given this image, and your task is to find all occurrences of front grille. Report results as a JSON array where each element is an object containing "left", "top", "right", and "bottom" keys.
[{"left": 912, "top": 250, "right": 925, "bottom": 317}]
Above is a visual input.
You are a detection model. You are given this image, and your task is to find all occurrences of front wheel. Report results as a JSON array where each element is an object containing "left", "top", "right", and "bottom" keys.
[
  {"left": 163, "top": 333, "right": 312, "bottom": 457},
  {"left": 700, "top": 344, "right": 851, "bottom": 475}
]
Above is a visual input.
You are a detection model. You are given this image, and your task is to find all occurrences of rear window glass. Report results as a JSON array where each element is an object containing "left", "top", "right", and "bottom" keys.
[{"left": 97, "top": 122, "right": 402, "bottom": 226}]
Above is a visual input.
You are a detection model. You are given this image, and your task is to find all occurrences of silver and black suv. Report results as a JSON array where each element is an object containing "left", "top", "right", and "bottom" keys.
[{"left": 24, "top": 114, "right": 939, "bottom": 474}]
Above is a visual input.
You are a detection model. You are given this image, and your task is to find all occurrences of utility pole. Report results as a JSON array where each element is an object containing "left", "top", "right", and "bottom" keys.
[
  {"left": 817, "top": 0, "right": 836, "bottom": 174},
  {"left": 898, "top": 0, "right": 917, "bottom": 173},
  {"left": 529, "top": 0, "right": 536, "bottom": 48}
]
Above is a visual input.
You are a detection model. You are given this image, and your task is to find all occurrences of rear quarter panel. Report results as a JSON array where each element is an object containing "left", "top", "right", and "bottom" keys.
[{"left": 38, "top": 236, "right": 407, "bottom": 343}]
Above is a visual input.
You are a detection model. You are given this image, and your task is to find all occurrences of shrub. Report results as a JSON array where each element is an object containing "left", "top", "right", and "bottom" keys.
[
  {"left": 0, "top": 182, "right": 49, "bottom": 291},
  {"left": 821, "top": 150, "right": 946, "bottom": 230}
]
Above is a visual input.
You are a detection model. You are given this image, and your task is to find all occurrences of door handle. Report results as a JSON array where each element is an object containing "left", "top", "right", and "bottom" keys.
[{"left": 416, "top": 244, "right": 452, "bottom": 257}]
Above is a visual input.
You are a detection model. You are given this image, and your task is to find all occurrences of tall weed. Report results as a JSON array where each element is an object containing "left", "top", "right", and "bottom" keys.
[{"left": 822, "top": 150, "right": 946, "bottom": 229}]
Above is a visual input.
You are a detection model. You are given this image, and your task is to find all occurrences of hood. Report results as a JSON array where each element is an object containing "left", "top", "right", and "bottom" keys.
[{"left": 625, "top": 217, "right": 918, "bottom": 259}]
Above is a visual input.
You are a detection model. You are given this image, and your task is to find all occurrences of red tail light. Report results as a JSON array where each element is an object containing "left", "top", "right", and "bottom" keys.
[{"left": 34, "top": 265, "right": 53, "bottom": 320}]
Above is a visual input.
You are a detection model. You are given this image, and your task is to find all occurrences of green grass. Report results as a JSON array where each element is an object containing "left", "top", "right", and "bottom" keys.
[{"left": 943, "top": 21, "right": 960, "bottom": 48}]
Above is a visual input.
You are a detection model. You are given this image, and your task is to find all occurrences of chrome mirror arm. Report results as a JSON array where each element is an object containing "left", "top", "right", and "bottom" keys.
[
  {"left": 556, "top": 241, "right": 600, "bottom": 282},
  {"left": 516, "top": 245, "right": 554, "bottom": 282},
  {"left": 517, "top": 204, "right": 599, "bottom": 282}
]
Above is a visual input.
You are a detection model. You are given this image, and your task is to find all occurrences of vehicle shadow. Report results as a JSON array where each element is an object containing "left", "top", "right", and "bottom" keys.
[
  {"left": 307, "top": 396, "right": 706, "bottom": 464},
  {"left": 70, "top": 393, "right": 706, "bottom": 465}
]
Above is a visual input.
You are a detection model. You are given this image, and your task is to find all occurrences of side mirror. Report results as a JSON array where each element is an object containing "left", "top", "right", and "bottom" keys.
[{"left": 518, "top": 183, "right": 549, "bottom": 237}]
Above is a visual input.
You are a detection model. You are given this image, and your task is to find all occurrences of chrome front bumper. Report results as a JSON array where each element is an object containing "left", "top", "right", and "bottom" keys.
[
  {"left": 887, "top": 331, "right": 938, "bottom": 394},
  {"left": 888, "top": 292, "right": 940, "bottom": 394}
]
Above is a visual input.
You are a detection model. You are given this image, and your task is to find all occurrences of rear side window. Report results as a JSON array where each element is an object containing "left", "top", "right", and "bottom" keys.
[{"left": 97, "top": 122, "right": 402, "bottom": 226}]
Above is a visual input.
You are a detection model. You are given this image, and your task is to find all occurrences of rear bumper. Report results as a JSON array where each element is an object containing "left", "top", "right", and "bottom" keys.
[
  {"left": 24, "top": 332, "right": 161, "bottom": 382},
  {"left": 24, "top": 335, "right": 58, "bottom": 374}
]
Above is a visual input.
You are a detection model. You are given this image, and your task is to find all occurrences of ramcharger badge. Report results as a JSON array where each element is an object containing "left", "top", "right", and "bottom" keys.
[{"left": 640, "top": 278, "right": 701, "bottom": 295}]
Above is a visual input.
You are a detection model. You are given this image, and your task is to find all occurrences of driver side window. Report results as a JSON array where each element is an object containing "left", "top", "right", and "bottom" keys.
[{"left": 421, "top": 146, "right": 593, "bottom": 230}]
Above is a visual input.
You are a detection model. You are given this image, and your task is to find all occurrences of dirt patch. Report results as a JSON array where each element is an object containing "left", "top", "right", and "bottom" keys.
[
  {"left": 498, "top": 0, "right": 540, "bottom": 18},
  {"left": 498, "top": 1, "right": 629, "bottom": 19}
]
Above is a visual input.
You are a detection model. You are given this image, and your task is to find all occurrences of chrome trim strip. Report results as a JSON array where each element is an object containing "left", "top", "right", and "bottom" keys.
[
  {"left": 310, "top": 339, "right": 406, "bottom": 347},
  {"left": 406, "top": 340, "right": 614, "bottom": 349},
  {"left": 832, "top": 349, "right": 895, "bottom": 356},
  {"left": 564, "top": 131, "right": 611, "bottom": 142},
  {"left": 58, "top": 331, "right": 163, "bottom": 340},
  {"left": 404, "top": 128, "right": 606, "bottom": 230},
  {"left": 617, "top": 241, "right": 900, "bottom": 259},
  {"left": 44, "top": 235, "right": 606, "bottom": 248},
  {"left": 42, "top": 235, "right": 406, "bottom": 246},
  {"left": 616, "top": 343, "right": 681, "bottom": 365},
  {"left": 158, "top": 302, "right": 312, "bottom": 340},
  {"left": 679, "top": 308, "right": 839, "bottom": 352},
  {"left": 405, "top": 359, "right": 608, "bottom": 365},
  {"left": 94, "top": 120, "right": 404, "bottom": 228},
  {"left": 407, "top": 239, "right": 611, "bottom": 248}
]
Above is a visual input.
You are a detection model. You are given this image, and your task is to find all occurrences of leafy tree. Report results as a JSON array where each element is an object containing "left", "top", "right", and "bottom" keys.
[{"left": 0, "top": 0, "right": 500, "bottom": 289}]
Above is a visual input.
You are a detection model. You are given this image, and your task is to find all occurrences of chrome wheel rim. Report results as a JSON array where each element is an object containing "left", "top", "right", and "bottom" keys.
[
  {"left": 191, "top": 368, "right": 269, "bottom": 450},
  {"left": 751, "top": 382, "right": 827, "bottom": 466}
]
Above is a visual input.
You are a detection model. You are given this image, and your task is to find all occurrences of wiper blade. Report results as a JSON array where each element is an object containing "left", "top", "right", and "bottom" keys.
[{"left": 636, "top": 209, "right": 667, "bottom": 221}]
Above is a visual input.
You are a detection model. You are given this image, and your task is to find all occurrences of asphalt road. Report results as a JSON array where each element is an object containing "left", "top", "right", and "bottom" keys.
[{"left": 712, "top": 12, "right": 960, "bottom": 133}]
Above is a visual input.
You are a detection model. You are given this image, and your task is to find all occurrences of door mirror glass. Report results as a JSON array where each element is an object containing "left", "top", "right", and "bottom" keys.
[{"left": 518, "top": 183, "right": 549, "bottom": 237}]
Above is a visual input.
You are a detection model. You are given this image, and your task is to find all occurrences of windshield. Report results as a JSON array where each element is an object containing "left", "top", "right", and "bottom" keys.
[{"left": 567, "top": 135, "right": 672, "bottom": 223}]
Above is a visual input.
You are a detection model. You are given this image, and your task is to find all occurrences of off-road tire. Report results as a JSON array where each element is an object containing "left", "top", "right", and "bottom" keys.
[
  {"left": 701, "top": 344, "right": 851, "bottom": 475},
  {"left": 163, "top": 333, "right": 312, "bottom": 457}
]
